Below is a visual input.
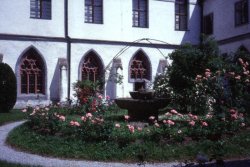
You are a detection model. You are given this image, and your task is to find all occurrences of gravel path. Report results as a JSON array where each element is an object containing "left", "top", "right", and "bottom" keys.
[{"left": 0, "top": 121, "right": 178, "bottom": 167}]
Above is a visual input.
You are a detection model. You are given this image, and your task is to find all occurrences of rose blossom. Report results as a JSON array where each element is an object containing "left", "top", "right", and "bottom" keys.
[
  {"left": 22, "top": 108, "right": 27, "bottom": 113},
  {"left": 205, "top": 71, "right": 211, "bottom": 77},
  {"left": 154, "top": 123, "right": 160, "bottom": 127},
  {"left": 124, "top": 115, "right": 130, "bottom": 120},
  {"left": 201, "top": 121, "right": 208, "bottom": 127},
  {"left": 59, "top": 115, "right": 66, "bottom": 121},
  {"left": 115, "top": 123, "right": 121, "bottom": 128},
  {"left": 127, "top": 125, "right": 135, "bottom": 133},
  {"left": 74, "top": 121, "right": 80, "bottom": 127},
  {"left": 206, "top": 114, "right": 213, "bottom": 119},
  {"left": 81, "top": 116, "right": 87, "bottom": 122},
  {"left": 149, "top": 116, "right": 155, "bottom": 120},
  {"left": 86, "top": 113, "right": 93, "bottom": 118},
  {"left": 137, "top": 127, "right": 143, "bottom": 131},
  {"left": 170, "top": 109, "right": 178, "bottom": 115},
  {"left": 189, "top": 120, "right": 195, "bottom": 126},
  {"left": 167, "top": 120, "right": 175, "bottom": 125},
  {"left": 106, "top": 95, "right": 110, "bottom": 100},
  {"left": 165, "top": 112, "right": 172, "bottom": 117},
  {"left": 231, "top": 113, "right": 238, "bottom": 120},
  {"left": 192, "top": 115, "right": 198, "bottom": 120},
  {"left": 229, "top": 108, "right": 237, "bottom": 114},
  {"left": 235, "top": 75, "right": 241, "bottom": 80},
  {"left": 241, "top": 123, "right": 246, "bottom": 127}
]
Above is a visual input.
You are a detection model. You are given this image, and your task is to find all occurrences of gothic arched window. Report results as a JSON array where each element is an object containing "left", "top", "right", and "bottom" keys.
[
  {"left": 81, "top": 51, "right": 103, "bottom": 82},
  {"left": 20, "top": 48, "right": 45, "bottom": 94},
  {"left": 130, "top": 50, "right": 151, "bottom": 80}
]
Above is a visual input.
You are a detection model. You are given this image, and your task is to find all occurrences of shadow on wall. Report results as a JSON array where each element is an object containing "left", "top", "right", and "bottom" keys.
[
  {"left": 49, "top": 61, "right": 60, "bottom": 103},
  {"left": 181, "top": 3, "right": 201, "bottom": 45}
]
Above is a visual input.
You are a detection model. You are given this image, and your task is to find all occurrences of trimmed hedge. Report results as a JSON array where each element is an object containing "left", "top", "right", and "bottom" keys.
[{"left": 0, "top": 63, "right": 17, "bottom": 113}]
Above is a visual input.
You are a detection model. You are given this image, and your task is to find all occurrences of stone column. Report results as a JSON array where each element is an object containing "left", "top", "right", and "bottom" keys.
[
  {"left": 114, "top": 58, "right": 124, "bottom": 98},
  {"left": 60, "top": 65, "right": 68, "bottom": 102},
  {"left": 58, "top": 58, "right": 68, "bottom": 102},
  {"left": 158, "top": 59, "right": 169, "bottom": 74}
]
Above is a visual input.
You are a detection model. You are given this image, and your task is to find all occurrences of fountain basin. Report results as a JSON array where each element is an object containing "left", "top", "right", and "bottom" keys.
[
  {"left": 129, "top": 91, "right": 155, "bottom": 100},
  {"left": 115, "top": 98, "right": 169, "bottom": 121}
]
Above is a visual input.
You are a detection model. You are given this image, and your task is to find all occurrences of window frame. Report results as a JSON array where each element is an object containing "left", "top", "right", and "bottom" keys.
[
  {"left": 85, "top": 0, "right": 103, "bottom": 24},
  {"left": 80, "top": 51, "right": 104, "bottom": 83},
  {"left": 235, "top": 0, "right": 249, "bottom": 27},
  {"left": 129, "top": 50, "right": 151, "bottom": 83},
  {"left": 30, "top": 0, "right": 52, "bottom": 20},
  {"left": 132, "top": 0, "right": 149, "bottom": 28},
  {"left": 203, "top": 13, "right": 213, "bottom": 35},
  {"left": 19, "top": 49, "right": 46, "bottom": 96},
  {"left": 175, "top": 0, "right": 188, "bottom": 31}
]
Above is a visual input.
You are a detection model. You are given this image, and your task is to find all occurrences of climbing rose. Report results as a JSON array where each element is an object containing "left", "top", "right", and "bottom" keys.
[{"left": 22, "top": 108, "right": 27, "bottom": 113}]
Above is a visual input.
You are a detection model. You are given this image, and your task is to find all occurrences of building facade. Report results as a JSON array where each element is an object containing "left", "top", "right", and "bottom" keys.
[
  {"left": 202, "top": 0, "right": 250, "bottom": 54},
  {"left": 0, "top": 0, "right": 249, "bottom": 108}
]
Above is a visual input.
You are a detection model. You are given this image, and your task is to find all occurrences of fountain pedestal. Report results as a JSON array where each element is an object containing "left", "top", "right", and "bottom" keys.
[{"left": 115, "top": 98, "right": 169, "bottom": 121}]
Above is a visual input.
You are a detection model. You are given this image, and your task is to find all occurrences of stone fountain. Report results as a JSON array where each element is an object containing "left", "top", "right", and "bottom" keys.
[{"left": 115, "top": 89, "right": 169, "bottom": 121}]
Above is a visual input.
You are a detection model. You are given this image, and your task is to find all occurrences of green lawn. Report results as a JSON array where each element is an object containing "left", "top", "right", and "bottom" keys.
[{"left": 0, "top": 109, "right": 26, "bottom": 125}]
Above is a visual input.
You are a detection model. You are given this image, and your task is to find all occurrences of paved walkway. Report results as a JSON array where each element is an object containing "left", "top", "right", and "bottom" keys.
[{"left": 0, "top": 121, "right": 179, "bottom": 167}]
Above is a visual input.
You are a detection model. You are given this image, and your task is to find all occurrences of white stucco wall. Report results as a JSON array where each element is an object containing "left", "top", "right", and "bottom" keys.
[
  {"left": 0, "top": 40, "right": 67, "bottom": 108},
  {"left": 0, "top": 0, "right": 64, "bottom": 37},
  {"left": 0, "top": 0, "right": 202, "bottom": 107},
  {"left": 70, "top": 43, "right": 173, "bottom": 99},
  {"left": 203, "top": 0, "right": 250, "bottom": 40},
  {"left": 68, "top": 0, "right": 201, "bottom": 45},
  {"left": 203, "top": 0, "right": 250, "bottom": 52}
]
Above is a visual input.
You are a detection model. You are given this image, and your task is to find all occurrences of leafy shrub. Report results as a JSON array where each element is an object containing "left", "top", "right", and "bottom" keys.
[
  {"left": 0, "top": 62, "right": 17, "bottom": 113},
  {"left": 154, "top": 37, "right": 222, "bottom": 114},
  {"left": 73, "top": 80, "right": 102, "bottom": 105}
]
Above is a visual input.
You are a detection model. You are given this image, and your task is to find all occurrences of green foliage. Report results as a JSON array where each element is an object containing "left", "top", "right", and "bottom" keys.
[
  {"left": 155, "top": 37, "right": 222, "bottom": 114},
  {"left": 73, "top": 80, "right": 101, "bottom": 105},
  {"left": 0, "top": 63, "right": 17, "bottom": 113}
]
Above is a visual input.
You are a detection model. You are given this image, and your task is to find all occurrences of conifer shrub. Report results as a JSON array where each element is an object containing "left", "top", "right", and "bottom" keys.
[{"left": 0, "top": 63, "right": 17, "bottom": 113}]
